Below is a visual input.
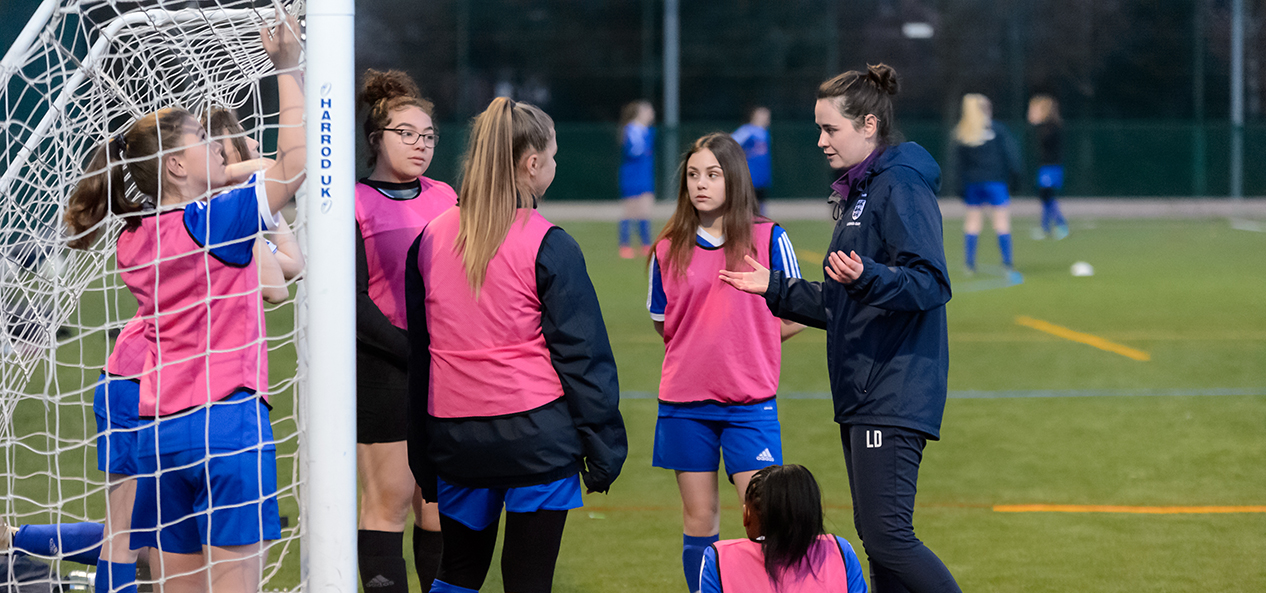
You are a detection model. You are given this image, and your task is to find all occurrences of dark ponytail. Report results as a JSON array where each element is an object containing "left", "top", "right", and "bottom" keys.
[
  {"left": 817, "top": 63, "right": 901, "bottom": 145},
  {"left": 65, "top": 107, "right": 192, "bottom": 249},
  {"left": 358, "top": 69, "right": 434, "bottom": 169},
  {"left": 745, "top": 464, "right": 827, "bottom": 583}
]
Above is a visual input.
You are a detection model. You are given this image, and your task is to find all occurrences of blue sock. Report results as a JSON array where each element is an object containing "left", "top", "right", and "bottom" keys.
[
  {"left": 14, "top": 523, "right": 104, "bottom": 564},
  {"left": 1041, "top": 200, "right": 1053, "bottom": 233},
  {"left": 683, "top": 534, "right": 718, "bottom": 592},
  {"left": 637, "top": 219, "right": 651, "bottom": 246},
  {"left": 964, "top": 234, "right": 979, "bottom": 269},
  {"left": 95, "top": 560, "right": 137, "bottom": 593},
  {"left": 429, "top": 580, "right": 479, "bottom": 593},
  {"left": 618, "top": 219, "right": 631, "bottom": 246},
  {"left": 998, "top": 233, "right": 1013, "bottom": 267},
  {"left": 1052, "top": 201, "right": 1066, "bottom": 226}
]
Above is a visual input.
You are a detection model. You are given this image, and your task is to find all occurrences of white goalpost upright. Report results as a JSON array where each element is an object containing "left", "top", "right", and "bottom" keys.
[
  {"left": 0, "top": 0, "right": 358, "bottom": 591},
  {"left": 299, "top": 0, "right": 358, "bottom": 592}
]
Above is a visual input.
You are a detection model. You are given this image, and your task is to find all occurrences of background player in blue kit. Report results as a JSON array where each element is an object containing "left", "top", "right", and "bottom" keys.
[
  {"left": 954, "top": 93, "right": 1022, "bottom": 279},
  {"left": 1028, "top": 94, "right": 1068, "bottom": 240},
  {"left": 732, "top": 106, "right": 772, "bottom": 212},
  {"left": 648, "top": 133, "right": 803, "bottom": 593},
  {"left": 618, "top": 100, "right": 656, "bottom": 258}
]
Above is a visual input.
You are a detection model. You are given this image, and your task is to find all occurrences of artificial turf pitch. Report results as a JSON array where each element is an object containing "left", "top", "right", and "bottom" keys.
[{"left": 6, "top": 215, "right": 1263, "bottom": 591}]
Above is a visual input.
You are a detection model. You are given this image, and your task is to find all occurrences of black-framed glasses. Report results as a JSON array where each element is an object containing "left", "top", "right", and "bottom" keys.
[{"left": 381, "top": 128, "right": 438, "bottom": 147}]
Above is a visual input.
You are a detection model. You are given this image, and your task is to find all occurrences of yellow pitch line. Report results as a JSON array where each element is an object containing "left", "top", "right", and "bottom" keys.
[
  {"left": 994, "top": 504, "right": 1266, "bottom": 515},
  {"left": 1015, "top": 316, "right": 1151, "bottom": 361},
  {"left": 798, "top": 249, "right": 824, "bottom": 262}
]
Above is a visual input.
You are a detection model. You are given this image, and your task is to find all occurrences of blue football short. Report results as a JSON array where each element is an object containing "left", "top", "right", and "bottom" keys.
[
  {"left": 130, "top": 391, "right": 280, "bottom": 552},
  {"left": 436, "top": 474, "right": 583, "bottom": 532},
  {"left": 1036, "top": 165, "right": 1065, "bottom": 190},
  {"left": 94, "top": 373, "right": 146, "bottom": 476},
  {"left": 962, "top": 181, "right": 1010, "bottom": 207},
  {"left": 652, "top": 415, "right": 783, "bottom": 476}
]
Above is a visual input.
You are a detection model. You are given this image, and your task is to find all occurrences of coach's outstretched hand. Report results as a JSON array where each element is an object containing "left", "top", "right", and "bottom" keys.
[{"left": 719, "top": 255, "right": 770, "bottom": 295}]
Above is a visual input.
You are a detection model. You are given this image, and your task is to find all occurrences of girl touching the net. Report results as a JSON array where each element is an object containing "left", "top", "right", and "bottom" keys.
[
  {"left": 63, "top": 14, "right": 303, "bottom": 593},
  {"left": 700, "top": 464, "right": 867, "bottom": 593},
  {"left": 353, "top": 69, "right": 455, "bottom": 593},
  {"left": 204, "top": 107, "right": 304, "bottom": 303},
  {"left": 646, "top": 133, "right": 804, "bottom": 593},
  {"left": 405, "top": 97, "right": 627, "bottom": 593}
]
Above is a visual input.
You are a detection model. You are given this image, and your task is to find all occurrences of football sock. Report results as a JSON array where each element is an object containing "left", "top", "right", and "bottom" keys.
[
  {"left": 964, "top": 233, "right": 979, "bottom": 269},
  {"left": 95, "top": 560, "right": 137, "bottom": 593},
  {"left": 14, "top": 523, "right": 103, "bottom": 564},
  {"left": 359, "top": 530, "right": 408, "bottom": 593},
  {"left": 638, "top": 219, "right": 651, "bottom": 246},
  {"left": 413, "top": 525, "right": 443, "bottom": 588},
  {"left": 618, "top": 220, "right": 631, "bottom": 246},
  {"left": 998, "top": 233, "right": 1013, "bottom": 267},
  {"left": 682, "top": 534, "right": 719, "bottom": 592}
]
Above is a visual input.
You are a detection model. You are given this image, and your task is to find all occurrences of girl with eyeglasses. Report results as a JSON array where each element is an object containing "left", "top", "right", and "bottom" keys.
[{"left": 353, "top": 68, "right": 456, "bottom": 593}]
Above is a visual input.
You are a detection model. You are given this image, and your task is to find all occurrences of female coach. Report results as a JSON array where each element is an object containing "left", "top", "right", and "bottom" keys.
[{"left": 720, "top": 64, "right": 960, "bottom": 593}]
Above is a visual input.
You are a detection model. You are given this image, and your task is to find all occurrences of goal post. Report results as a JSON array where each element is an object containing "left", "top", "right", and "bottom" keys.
[
  {"left": 300, "top": 0, "right": 358, "bottom": 592},
  {"left": 0, "top": 1, "right": 358, "bottom": 591}
]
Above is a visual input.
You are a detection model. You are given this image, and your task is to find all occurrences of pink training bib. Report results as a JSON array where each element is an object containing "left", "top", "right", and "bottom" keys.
[
  {"left": 417, "top": 208, "right": 564, "bottom": 419},
  {"left": 355, "top": 177, "right": 457, "bottom": 329},
  {"left": 656, "top": 222, "right": 781, "bottom": 404},
  {"left": 116, "top": 210, "right": 268, "bottom": 416},
  {"left": 714, "top": 535, "right": 851, "bottom": 592},
  {"left": 105, "top": 314, "right": 148, "bottom": 378}
]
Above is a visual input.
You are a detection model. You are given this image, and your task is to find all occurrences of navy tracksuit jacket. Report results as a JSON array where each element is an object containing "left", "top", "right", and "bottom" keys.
[{"left": 763, "top": 142, "right": 952, "bottom": 439}]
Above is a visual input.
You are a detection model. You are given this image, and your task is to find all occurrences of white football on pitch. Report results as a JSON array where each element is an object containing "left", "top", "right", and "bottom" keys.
[{"left": 1070, "top": 261, "right": 1094, "bottom": 277}]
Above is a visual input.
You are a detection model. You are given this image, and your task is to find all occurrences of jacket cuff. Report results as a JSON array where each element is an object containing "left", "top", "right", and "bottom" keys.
[
  {"left": 843, "top": 256, "right": 878, "bottom": 296},
  {"left": 763, "top": 269, "right": 785, "bottom": 311}
]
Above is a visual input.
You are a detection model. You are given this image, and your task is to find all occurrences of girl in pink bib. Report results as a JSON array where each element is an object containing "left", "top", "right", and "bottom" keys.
[
  {"left": 700, "top": 464, "right": 866, "bottom": 593},
  {"left": 353, "top": 69, "right": 455, "bottom": 593},
  {"left": 648, "top": 133, "right": 805, "bottom": 592},
  {"left": 406, "top": 97, "right": 626, "bottom": 593},
  {"left": 63, "top": 15, "right": 304, "bottom": 593}
]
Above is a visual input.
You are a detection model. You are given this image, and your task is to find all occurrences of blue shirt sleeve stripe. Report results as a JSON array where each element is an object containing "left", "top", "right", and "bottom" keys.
[
  {"left": 699, "top": 546, "right": 721, "bottom": 593},
  {"left": 770, "top": 225, "right": 802, "bottom": 279},
  {"left": 648, "top": 254, "right": 666, "bottom": 320}
]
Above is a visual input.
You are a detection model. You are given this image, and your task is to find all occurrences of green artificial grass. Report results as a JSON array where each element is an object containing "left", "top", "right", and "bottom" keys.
[{"left": 4, "top": 217, "right": 1263, "bottom": 591}]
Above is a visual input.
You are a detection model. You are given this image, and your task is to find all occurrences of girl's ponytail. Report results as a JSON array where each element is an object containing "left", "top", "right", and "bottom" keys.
[
  {"left": 455, "top": 97, "right": 553, "bottom": 296},
  {"left": 64, "top": 107, "right": 192, "bottom": 249},
  {"left": 65, "top": 138, "right": 133, "bottom": 249}
]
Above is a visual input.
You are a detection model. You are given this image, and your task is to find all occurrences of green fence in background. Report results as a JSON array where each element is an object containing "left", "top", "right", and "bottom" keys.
[{"left": 419, "top": 120, "right": 1266, "bottom": 201}]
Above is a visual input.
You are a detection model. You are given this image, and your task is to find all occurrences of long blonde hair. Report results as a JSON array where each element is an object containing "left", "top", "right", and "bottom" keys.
[
  {"left": 456, "top": 97, "right": 554, "bottom": 295},
  {"left": 954, "top": 93, "right": 994, "bottom": 147}
]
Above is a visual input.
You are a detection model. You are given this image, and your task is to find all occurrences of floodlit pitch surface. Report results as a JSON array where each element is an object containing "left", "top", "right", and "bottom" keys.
[{"left": 8, "top": 216, "right": 1262, "bottom": 592}]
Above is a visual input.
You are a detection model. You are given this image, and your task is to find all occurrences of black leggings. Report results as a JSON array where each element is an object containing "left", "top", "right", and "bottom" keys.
[
  {"left": 841, "top": 424, "right": 961, "bottom": 593},
  {"left": 436, "top": 510, "right": 569, "bottom": 593}
]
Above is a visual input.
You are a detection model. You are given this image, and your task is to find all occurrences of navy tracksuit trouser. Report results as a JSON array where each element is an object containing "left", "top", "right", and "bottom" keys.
[{"left": 841, "top": 424, "right": 962, "bottom": 593}]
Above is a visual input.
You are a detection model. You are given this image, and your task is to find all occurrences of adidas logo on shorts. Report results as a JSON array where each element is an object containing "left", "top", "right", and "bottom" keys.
[
  {"left": 756, "top": 448, "right": 775, "bottom": 463},
  {"left": 365, "top": 575, "right": 396, "bottom": 588}
]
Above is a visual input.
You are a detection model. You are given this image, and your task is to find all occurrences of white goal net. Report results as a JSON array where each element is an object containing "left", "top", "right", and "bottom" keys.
[{"left": 0, "top": 1, "right": 328, "bottom": 590}]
